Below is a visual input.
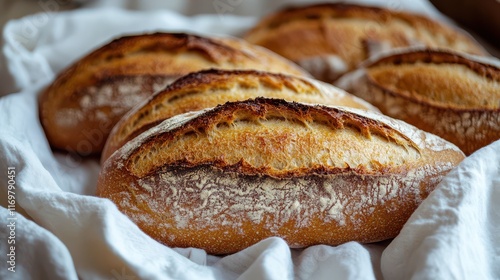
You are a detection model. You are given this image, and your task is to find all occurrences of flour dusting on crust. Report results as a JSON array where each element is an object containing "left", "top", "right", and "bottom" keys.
[{"left": 127, "top": 163, "right": 441, "bottom": 238}]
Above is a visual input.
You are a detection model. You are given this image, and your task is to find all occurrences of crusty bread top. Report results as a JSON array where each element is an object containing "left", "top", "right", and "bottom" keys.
[
  {"left": 114, "top": 98, "right": 462, "bottom": 179},
  {"left": 362, "top": 49, "right": 500, "bottom": 110},
  {"left": 102, "top": 69, "right": 377, "bottom": 161},
  {"left": 39, "top": 32, "right": 311, "bottom": 154},
  {"left": 244, "top": 3, "right": 488, "bottom": 75},
  {"left": 43, "top": 32, "right": 309, "bottom": 106}
]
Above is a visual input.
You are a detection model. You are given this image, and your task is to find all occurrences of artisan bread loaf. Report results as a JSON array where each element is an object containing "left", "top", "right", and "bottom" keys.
[
  {"left": 39, "top": 32, "right": 309, "bottom": 155},
  {"left": 96, "top": 98, "right": 464, "bottom": 255},
  {"left": 336, "top": 48, "right": 500, "bottom": 155},
  {"left": 101, "top": 69, "right": 378, "bottom": 162},
  {"left": 244, "top": 3, "right": 488, "bottom": 82}
]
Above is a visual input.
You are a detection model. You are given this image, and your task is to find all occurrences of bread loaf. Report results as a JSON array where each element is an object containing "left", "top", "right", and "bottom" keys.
[
  {"left": 244, "top": 3, "right": 488, "bottom": 82},
  {"left": 336, "top": 48, "right": 500, "bottom": 155},
  {"left": 39, "top": 33, "right": 309, "bottom": 155},
  {"left": 96, "top": 98, "right": 464, "bottom": 255},
  {"left": 101, "top": 69, "right": 378, "bottom": 162}
]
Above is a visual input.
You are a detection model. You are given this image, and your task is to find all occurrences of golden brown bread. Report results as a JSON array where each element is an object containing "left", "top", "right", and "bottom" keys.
[
  {"left": 38, "top": 32, "right": 309, "bottom": 155},
  {"left": 101, "top": 69, "right": 378, "bottom": 162},
  {"left": 96, "top": 98, "right": 464, "bottom": 255},
  {"left": 244, "top": 3, "right": 488, "bottom": 82},
  {"left": 336, "top": 48, "right": 500, "bottom": 155}
]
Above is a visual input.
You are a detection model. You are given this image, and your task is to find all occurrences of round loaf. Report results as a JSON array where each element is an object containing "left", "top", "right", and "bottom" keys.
[
  {"left": 101, "top": 69, "right": 378, "bottom": 162},
  {"left": 96, "top": 98, "right": 464, "bottom": 255},
  {"left": 336, "top": 48, "right": 500, "bottom": 155},
  {"left": 39, "top": 32, "right": 309, "bottom": 155},
  {"left": 244, "top": 3, "right": 488, "bottom": 82}
]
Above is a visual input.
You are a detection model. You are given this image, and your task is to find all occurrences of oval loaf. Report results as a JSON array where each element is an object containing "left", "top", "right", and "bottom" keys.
[
  {"left": 244, "top": 3, "right": 488, "bottom": 82},
  {"left": 336, "top": 48, "right": 500, "bottom": 155},
  {"left": 39, "top": 32, "right": 309, "bottom": 155},
  {"left": 101, "top": 69, "right": 378, "bottom": 162},
  {"left": 96, "top": 98, "right": 464, "bottom": 255}
]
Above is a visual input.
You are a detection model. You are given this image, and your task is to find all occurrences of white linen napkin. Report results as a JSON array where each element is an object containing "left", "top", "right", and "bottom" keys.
[
  {"left": 382, "top": 140, "right": 500, "bottom": 279},
  {"left": 0, "top": 4, "right": 499, "bottom": 280}
]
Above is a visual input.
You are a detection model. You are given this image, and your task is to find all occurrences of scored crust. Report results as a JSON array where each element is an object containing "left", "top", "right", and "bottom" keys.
[
  {"left": 336, "top": 48, "right": 500, "bottom": 155},
  {"left": 244, "top": 3, "right": 488, "bottom": 82},
  {"left": 96, "top": 98, "right": 464, "bottom": 254},
  {"left": 100, "top": 69, "right": 378, "bottom": 162},
  {"left": 38, "top": 33, "right": 309, "bottom": 155}
]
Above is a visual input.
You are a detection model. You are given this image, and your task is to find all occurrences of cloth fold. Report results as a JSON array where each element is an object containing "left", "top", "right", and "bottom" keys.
[
  {"left": 1, "top": 4, "right": 499, "bottom": 280},
  {"left": 381, "top": 141, "right": 500, "bottom": 279}
]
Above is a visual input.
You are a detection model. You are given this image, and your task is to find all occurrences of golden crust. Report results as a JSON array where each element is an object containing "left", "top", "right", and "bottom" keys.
[
  {"left": 100, "top": 69, "right": 378, "bottom": 162},
  {"left": 336, "top": 48, "right": 500, "bottom": 155},
  {"left": 39, "top": 33, "right": 309, "bottom": 155},
  {"left": 96, "top": 98, "right": 464, "bottom": 254},
  {"left": 244, "top": 3, "right": 488, "bottom": 82},
  {"left": 126, "top": 98, "right": 416, "bottom": 178}
]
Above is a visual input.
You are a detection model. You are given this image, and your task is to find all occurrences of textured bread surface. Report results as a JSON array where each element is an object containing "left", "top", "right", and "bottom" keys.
[
  {"left": 244, "top": 3, "right": 488, "bottom": 82},
  {"left": 96, "top": 98, "right": 464, "bottom": 254},
  {"left": 39, "top": 32, "right": 309, "bottom": 155},
  {"left": 101, "top": 69, "right": 378, "bottom": 162},
  {"left": 336, "top": 48, "right": 500, "bottom": 155}
]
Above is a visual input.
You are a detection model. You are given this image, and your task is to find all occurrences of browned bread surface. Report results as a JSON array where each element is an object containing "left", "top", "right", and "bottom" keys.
[
  {"left": 101, "top": 69, "right": 378, "bottom": 162},
  {"left": 244, "top": 3, "right": 488, "bottom": 82},
  {"left": 336, "top": 48, "right": 500, "bottom": 155},
  {"left": 96, "top": 98, "right": 464, "bottom": 255},
  {"left": 38, "top": 33, "right": 309, "bottom": 155}
]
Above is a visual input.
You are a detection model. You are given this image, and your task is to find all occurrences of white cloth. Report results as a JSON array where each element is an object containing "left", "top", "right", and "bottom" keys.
[{"left": 0, "top": 3, "right": 499, "bottom": 280}]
